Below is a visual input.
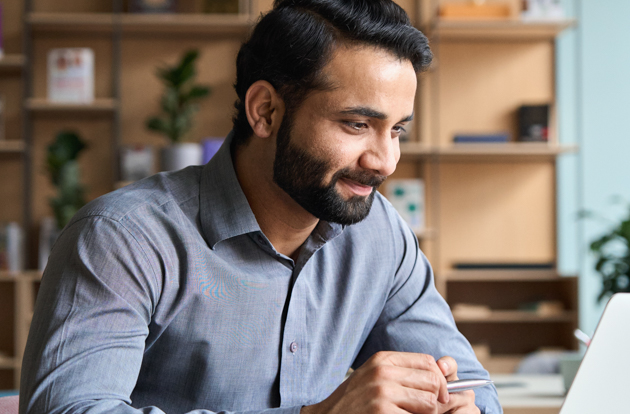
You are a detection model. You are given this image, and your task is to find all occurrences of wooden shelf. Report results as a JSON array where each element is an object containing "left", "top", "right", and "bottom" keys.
[
  {"left": 484, "top": 355, "right": 525, "bottom": 374},
  {"left": 26, "top": 98, "right": 117, "bottom": 113},
  {"left": 28, "top": 13, "right": 115, "bottom": 33},
  {"left": 0, "top": 271, "right": 42, "bottom": 282},
  {"left": 446, "top": 269, "right": 571, "bottom": 282},
  {"left": 0, "top": 357, "right": 18, "bottom": 370},
  {"left": 121, "top": 13, "right": 254, "bottom": 35},
  {"left": 454, "top": 310, "right": 576, "bottom": 323},
  {"left": 0, "top": 141, "right": 26, "bottom": 154},
  {"left": 400, "top": 142, "right": 577, "bottom": 160},
  {"left": 399, "top": 141, "right": 432, "bottom": 158},
  {"left": 429, "top": 18, "right": 576, "bottom": 41},
  {"left": 415, "top": 228, "right": 436, "bottom": 240},
  {"left": 0, "top": 54, "right": 26, "bottom": 71},
  {"left": 28, "top": 13, "right": 255, "bottom": 35}
]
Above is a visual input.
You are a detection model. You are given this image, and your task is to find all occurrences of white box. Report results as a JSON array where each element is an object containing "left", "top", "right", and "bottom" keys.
[
  {"left": 47, "top": 48, "right": 95, "bottom": 103},
  {"left": 386, "top": 179, "right": 425, "bottom": 233},
  {"left": 0, "top": 222, "right": 24, "bottom": 273}
]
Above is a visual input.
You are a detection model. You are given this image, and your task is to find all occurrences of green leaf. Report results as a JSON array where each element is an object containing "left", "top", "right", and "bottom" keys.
[
  {"left": 146, "top": 117, "right": 170, "bottom": 134},
  {"left": 186, "top": 86, "right": 211, "bottom": 100},
  {"left": 146, "top": 49, "right": 210, "bottom": 143}
]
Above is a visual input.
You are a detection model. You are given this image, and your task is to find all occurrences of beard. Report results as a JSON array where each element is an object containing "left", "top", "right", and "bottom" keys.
[{"left": 272, "top": 112, "right": 386, "bottom": 225}]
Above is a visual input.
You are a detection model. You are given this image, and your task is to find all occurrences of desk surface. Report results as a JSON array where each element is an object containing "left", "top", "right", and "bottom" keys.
[{"left": 491, "top": 374, "right": 565, "bottom": 409}]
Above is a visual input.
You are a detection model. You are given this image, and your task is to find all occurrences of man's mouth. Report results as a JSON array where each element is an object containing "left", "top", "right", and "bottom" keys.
[{"left": 338, "top": 177, "right": 375, "bottom": 197}]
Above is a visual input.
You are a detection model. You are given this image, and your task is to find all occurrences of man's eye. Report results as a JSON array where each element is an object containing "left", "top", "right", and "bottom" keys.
[
  {"left": 344, "top": 121, "right": 368, "bottom": 131},
  {"left": 393, "top": 125, "right": 407, "bottom": 134}
]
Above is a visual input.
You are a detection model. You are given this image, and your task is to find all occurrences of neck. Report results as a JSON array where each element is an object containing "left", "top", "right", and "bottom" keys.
[{"left": 233, "top": 140, "right": 318, "bottom": 261}]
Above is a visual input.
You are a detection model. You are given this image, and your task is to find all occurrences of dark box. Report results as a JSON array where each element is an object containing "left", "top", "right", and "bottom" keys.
[{"left": 518, "top": 104, "right": 549, "bottom": 142}]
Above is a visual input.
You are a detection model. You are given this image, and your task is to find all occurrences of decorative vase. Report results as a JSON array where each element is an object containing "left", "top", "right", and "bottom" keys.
[{"left": 160, "top": 143, "right": 202, "bottom": 172}]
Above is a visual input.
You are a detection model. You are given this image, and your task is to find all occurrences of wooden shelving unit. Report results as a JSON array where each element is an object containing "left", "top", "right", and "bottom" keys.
[
  {"left": 401, "top": 142, "right": 578, "bottom": 160},
  {"left": 0, "top": 141, "right": 26, "bottom": 153},
  {"left": 26, "top": 98, "right": 118, "bottom": 113},
  {"left": 454, "top": 310, "right": 576, "bottom": 323},
  {"left": 1, "top": 0, "right": 260, "bottom": 390},
  {"left": 446, "top": 269, "right": 570, "bottom": 281},
  {"left": 27, "top": 12, "right": 255, "bottom": 35},
  {"left": 27, "top": 12, "right": 115, "bottom": 31},
  {"left": 0, "top": 54, "right": 26, "bottom": 71},
  {"left": 405, "top": 0, "right": 580, "bottom": 373},
  {"left": 427, "top": 18, "right": 576, "bottom": 40}
]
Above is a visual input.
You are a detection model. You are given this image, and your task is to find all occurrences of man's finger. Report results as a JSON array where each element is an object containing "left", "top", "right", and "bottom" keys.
[
  {"left": 437, "top": 355, "right": 459, "bottom": 381},
  {"left": 367, "top": 352, "right": 450, "bottom": 404},
  {"left": 439, "top": 390, "right": 479, "bottom": 414}
]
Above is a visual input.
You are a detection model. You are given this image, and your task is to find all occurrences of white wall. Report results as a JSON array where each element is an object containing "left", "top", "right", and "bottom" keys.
[{"left": 557, "top": 0, "right": 630, "bottom": 334}]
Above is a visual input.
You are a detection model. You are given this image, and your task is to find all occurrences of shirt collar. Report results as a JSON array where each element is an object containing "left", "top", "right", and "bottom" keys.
[
  {"left": 199, "top": 130, "right": 345, "bottom": 249},
  {"left": 200, "top": 131, "right": 261, "bottom": 248}
]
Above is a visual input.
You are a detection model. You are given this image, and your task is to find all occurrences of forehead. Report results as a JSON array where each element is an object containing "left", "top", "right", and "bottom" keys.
[{"left": 311, "top": 44, "right": 417, "bottom": 115}]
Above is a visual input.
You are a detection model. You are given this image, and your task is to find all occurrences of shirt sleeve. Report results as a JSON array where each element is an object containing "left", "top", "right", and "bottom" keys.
[
  {"left": 352, "top": 219, "right": 503, "bottom": 414},
  {"left": 18, "top": 215, "right": 301, "bottom": 414}
]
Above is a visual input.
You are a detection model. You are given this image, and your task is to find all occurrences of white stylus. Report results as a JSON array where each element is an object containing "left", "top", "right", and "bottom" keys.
[{"left": 447, "top": 379, "right": 494, "bottom": 393}]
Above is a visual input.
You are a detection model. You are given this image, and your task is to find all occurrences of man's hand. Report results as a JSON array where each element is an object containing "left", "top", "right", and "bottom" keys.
[
  {"left": 437, "top": 356, "right": 480, "bottom": 414},
  {"left": 300, "top": 351, "right": 480, "bottom": 414}
]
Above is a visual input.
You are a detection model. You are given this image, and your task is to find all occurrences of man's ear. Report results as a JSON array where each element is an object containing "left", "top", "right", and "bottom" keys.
[{"left": 245, "top": 80, "right": 285, "bottom": 139}]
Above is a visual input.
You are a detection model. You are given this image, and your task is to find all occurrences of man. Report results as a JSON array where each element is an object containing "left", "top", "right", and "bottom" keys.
[{"left": 20, "top": 1, "right": 502, "bottom": 413}]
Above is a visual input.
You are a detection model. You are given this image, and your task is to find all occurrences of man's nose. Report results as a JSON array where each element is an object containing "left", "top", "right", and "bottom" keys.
[{"left": 359, "top": 132, "right": 400, "bottom": 177}]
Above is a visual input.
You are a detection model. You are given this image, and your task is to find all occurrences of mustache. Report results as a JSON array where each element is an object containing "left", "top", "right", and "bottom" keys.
[{"left": 332, "top": 168, "right": 387, "bottom": 188}]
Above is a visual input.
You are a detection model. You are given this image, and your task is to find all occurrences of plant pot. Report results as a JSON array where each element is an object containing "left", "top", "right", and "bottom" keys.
[{"left": 160, "top": 143, "right": 202, "bottom": 172}]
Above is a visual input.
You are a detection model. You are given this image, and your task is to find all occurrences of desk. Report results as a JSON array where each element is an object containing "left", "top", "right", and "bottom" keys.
[{"left": 491, "top": 374, "right": 565, "bottom": 414}]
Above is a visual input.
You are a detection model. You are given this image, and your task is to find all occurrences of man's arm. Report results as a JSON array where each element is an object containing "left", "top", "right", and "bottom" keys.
[
  {"left": 350, "top": 217, "right": 502, "bottom": 414},
  {"left": 19, "top": 216, "right": 299, "bottom": 414}
]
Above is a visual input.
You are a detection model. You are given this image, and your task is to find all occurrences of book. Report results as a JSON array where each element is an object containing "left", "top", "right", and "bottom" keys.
[
  {"left": 0, "top": 222, "right": 24, "bottom": 273},
  {"left": 385, "top": 179, "right": 425, "bottom": 233},
  {"left": 47, "top": 48, "right": 95, "bottom": 103},
  {"left": 453, "top": 134, "right": 510, "bottom": 143}
]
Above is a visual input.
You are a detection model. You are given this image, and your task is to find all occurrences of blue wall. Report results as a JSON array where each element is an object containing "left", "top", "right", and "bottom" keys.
[{"left": 557, "top": 0, "right": 630, "bottom": 334}]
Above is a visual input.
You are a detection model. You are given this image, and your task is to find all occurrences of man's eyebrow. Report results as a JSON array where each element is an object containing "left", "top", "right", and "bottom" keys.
[
  {"left": 339, "top": 107, "right": 387, "bottom": 120},
  {"left": 339, "top": 107, "right": 414, "bottom": 123},
  {"left": 399, "top": 113, "right": 414, "bottom": 123}
]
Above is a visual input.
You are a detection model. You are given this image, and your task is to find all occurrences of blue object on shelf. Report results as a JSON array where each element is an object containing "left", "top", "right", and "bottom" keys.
[
  {"left": 453, "top": 134, "right": 510, "bottom": 143},
  {"left": 0, "top": 390, "right": 18, "bottom": 397}
]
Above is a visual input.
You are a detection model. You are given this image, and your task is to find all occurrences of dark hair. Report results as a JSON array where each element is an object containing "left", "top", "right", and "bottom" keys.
[{"left": 231, "top": 0, "right": 433, "bottom": 147}]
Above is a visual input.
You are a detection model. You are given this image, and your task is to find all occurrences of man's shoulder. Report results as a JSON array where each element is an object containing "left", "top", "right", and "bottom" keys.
[
  {"left": 343, "top": 191, "right": 413, "bottom": 244},
  {"left": 70, "top": 166, "right": 204, "bottom": 226},
  {"left": 362, "top": 191, "right": 409, "bottom": 231}
]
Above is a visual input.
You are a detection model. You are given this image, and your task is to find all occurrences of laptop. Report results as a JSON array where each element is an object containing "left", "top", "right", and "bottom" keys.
[{"left": 560, "top": 293, "right": 630, "bottom": 413}]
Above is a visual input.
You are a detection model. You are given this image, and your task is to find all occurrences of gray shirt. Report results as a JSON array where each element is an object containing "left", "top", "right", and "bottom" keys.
[{"left": 20, "top": 134, "right": 501, "bottom": 414}]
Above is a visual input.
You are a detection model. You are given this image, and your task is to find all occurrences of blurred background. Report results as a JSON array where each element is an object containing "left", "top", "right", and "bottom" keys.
[{"left": 0, "top": 0, "right": 629, "bottom": 409}]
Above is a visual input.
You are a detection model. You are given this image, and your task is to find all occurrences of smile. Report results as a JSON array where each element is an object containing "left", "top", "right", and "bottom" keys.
[{"left": 338, "top": 177, "right": 374, "bottom": 197}]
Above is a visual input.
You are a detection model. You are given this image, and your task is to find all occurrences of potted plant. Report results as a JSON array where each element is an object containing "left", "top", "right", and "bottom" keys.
[
  {"left": 583, "top": 200, "right": 630, "bottom": 302},
  {"left": 46, "top": 130, "right": 88, "bottom": 230},
  {"left": 40, "top": 130, "right": 87, "bottom": 270},
  {"left": 146, "top": 49, "right": 211, "bottom": 171}
]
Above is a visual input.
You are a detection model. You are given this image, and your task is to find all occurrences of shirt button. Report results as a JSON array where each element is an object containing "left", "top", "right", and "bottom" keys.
[
  {"left": 289, "top": 341, "right": 298, "bottom": 353},
  {"left": 257, "top": 235, "right": 265, "bottom": 244}
]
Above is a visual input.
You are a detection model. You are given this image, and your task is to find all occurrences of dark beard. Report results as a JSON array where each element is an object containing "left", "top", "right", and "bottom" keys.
[{"left": 272, "top": 113, "right": 385, "bottom": 225}]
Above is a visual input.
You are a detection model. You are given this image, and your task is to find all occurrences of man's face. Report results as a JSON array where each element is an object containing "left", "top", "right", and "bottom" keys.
[{"left": 272, "top": 45, "right": 417, "bottom": 225}]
